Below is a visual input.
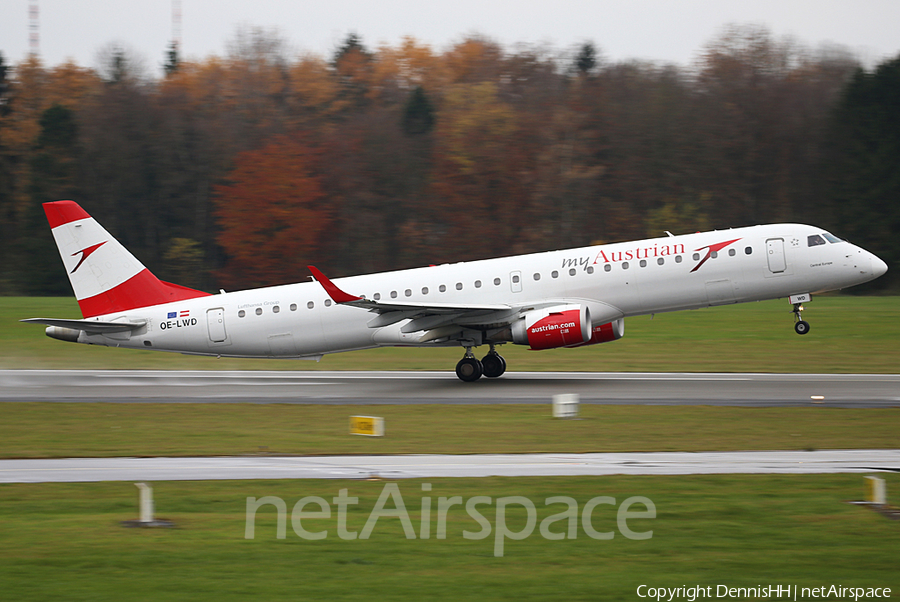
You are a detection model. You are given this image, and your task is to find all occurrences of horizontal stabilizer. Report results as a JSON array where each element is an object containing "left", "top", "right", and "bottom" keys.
[{"left": 20, "top": 317, "right": 147, "bottom": 334}]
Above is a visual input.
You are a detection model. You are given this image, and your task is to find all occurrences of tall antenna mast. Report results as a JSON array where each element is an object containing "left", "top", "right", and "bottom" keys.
[
  {"left": 29, "top": 0, "right": 40, "bottom": 58},
  {"left": 172, "top": 0, "right": 182, "bottom": 51}
]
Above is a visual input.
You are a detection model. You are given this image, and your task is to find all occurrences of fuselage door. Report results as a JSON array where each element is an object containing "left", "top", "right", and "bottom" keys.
[
  {"left": 766, "top": 238, "right": 786, "bottom": 273},
  {"left": 206, "top": 308, "right": 227, "bottom": 342},
  {"left": 510, "top": 271, "right": 522, "bottom": 293}
]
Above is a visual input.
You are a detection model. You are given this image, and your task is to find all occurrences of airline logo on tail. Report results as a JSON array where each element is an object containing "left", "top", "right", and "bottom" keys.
[
  {"left": 42, "top": 200, "right": 212, "bottom": 318},
  {"left": 70, "top": 242, "right": 106, "bottom": 273}
]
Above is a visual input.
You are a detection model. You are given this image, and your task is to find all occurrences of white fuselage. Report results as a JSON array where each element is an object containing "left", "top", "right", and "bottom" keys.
[{"left": 75, "top": 224, "right": 885, "bottom": 358}]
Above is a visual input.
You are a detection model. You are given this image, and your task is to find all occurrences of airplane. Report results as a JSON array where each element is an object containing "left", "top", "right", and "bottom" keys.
[{"left": 23, "top": 200, "right": 888, "bottom": 381}]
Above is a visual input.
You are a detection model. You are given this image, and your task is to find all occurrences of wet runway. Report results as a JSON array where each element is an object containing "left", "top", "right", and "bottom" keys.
[
  {"left": 2, "top": 370, "right": 896, "bottom": 483},
  {"left": 1, "top": 370, "right": 898, "bottom": 407},
  {"left": 1, "top": 450, "right": 898, "bottom": 483}
]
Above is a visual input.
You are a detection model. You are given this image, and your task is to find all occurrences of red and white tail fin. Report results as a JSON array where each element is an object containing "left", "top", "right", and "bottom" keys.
[{"left": 44, "top": 201, "right": 210, "bottom": 318}]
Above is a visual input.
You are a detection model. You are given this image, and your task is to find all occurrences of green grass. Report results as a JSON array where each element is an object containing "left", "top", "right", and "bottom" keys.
[
  {"left": 3, "top": 296, "right": 898, "bottom": 599},
  {"left": 4, "top": 295, "right": 900, "bottom": 372},
  {"left": 0, "top": 403, "right": 896, "bottom": 459},
  {"left": 1, "top": 476, "right": 897, "bottom": 601}
]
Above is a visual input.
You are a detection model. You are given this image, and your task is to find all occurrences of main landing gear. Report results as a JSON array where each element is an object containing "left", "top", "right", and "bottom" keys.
[
  {"left": 455, "top": 345, "right": 507, "bottom": 382},
  {"left": 792, "top": 302, "right": 810, "bottom": 335}
]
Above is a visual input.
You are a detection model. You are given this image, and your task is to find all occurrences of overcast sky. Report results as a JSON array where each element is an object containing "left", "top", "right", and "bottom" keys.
[{"left": 2, "top": 0, "right": 900, "bottom": 75}]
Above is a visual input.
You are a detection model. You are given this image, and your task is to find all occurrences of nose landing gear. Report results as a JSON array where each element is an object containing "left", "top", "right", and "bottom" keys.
[{"left": 792, "top": 302, "right": 810, "bottom": 335}]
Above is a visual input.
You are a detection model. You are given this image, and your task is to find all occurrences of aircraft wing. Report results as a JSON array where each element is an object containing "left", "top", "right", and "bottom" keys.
[
  {"left": 308, "top": 266, "right": 520, "bottom": 336},
  {"left": 20, "top": 318, "right": 148, "bottom": 334}
]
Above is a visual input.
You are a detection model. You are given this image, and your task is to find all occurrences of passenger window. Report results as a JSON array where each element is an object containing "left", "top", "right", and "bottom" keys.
[
  {"left": 439, "top": 284, "right": 447, "bottom": 292},
  {"left": 238, "top": 310, "right": 246, "bottom": 318},
  {"left": 325, "top": 300, "right": 332, "bottom": 307},
  {"left": 587, "top": 266, "right": 594, "bottom": 274},
  {"left": 657, "top": 258, "right": 665, "bottom": 265},
  {"left": 604, "top": 264, "right": 612, "bottom": 272},
  {"left": 475, "top": 280, "right": 482, "bottom": 288},
  {"left": 512, "top": 275, "right": 520, "bottom": 283},
  {"left": 391, "top": 291, "right": 398, "bottom": 299},
  {"left": 273, "top": 305, "right": 280, "bottom": 313},
  {"left": 745, "top": 247, "right": 752, "bottom": 255},
  {"left": 640, "top": 260, "right": 647, "bottom": 268},
  {"left": 257, "top": 308, "right": 263, "bottom": 315},
  {"left": 728, "top": 249, "right": 736, "bottom": 256},
  {"left": 405, "top": 289, "right": 412, "bottom": 297},
  {"left": 290, "top": 304, "right": 297, "bottom": 311},
  {"left": 808, "top": 234, "right": 826, "bottom": 247},
  {"left": 569, "top": 268, "right": 576, "bottom": 276},
  {"left": 493, "top": 278, "right": 501, "bottom": 286},
  {"left": 306, "top": 302, "right": 313, "bottom": 310},
  {"left": 711, "top": 251, "right": 718, "bottom": 259},
  {"left": 373, "top": 293, "right": 381, "bottom": 300},
  {"left": 622, "top": 262, "right": 629, "bottom": 270},
  {"left": 551, "top": 271, "right": 559, "bottom": 278},
  {"left": 693, "top": 253, "right": 700, "bottom": 261},
  {"left": 533, "top": 273, "right": 540, "bottom": 281},
  {"left": 422, "top": 287, "right": 429, "bottom": 295},
  {"left": 675, "top": 256, "right": 682, "bottom": 263},
  {"left": 456, "top": 282, "right": 463, "bottom": 290}
]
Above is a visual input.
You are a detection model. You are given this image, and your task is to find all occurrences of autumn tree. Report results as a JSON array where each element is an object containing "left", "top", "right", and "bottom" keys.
[
  {"left": 0, "top": 52, "right": 14, "bottom": 289},
  {"left": 20, "top": 104, "right": 81, "bottom": 293},
  {"left": 431, "top": 81, "right": 535, "bottom": 261},
  {"left": 372, "top": 37, "right": 447, "bottom": 101},
  {"left": 213, "top": 134, "right": 330, "bottom": 289},
  {"left": 0, "top": 56, "right": 99, "bottom": 293},
  {"left": 0, "top": 28, "right": 885, "bottom": 295},
  {"left": 163, "top": 41, "right": 180, "bottom": 76},
  {"left": 223, "top": 26, "right": 293, "bottom": 144},
  {"left": 825, "top": 54, "right": 900, "bottom": 291},
  {"left": 573, "top": 42, "right": 599, "bottom": 76},
  {"left": 332, "top": 33, "right": 374, "bottom": 111},
  {"left": 78, "top": 47, "right": 157, "bottom": 253},
  {"left": 693, "top": 25, "right": 855, "bottom": 226}
]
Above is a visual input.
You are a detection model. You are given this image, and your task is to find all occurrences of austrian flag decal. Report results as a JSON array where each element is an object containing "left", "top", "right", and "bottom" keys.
[{"left": 160, "top": 309, "right": 197, "bottom": 330}]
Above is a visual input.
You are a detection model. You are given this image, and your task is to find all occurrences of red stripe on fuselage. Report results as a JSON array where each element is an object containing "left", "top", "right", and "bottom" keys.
[
  {"left": 44, "top": 200, "right": 91, "bottom": 228},
  {"left": 77, "top": 269, "right": 211, "bottom": 318}
]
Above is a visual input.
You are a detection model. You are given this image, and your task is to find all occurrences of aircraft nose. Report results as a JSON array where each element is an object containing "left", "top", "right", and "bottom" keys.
[{"left": 871, "top": 254, "right": 888, "bottom": 278}]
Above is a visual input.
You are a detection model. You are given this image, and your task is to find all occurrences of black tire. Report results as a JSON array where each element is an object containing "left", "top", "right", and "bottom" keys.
[
  {"left": 456, "top": 357, "right": 483, "bottom": 382},
  {"left": 481, "top": 354, "right": 506, "bottom": 378},
  {"left": 794, "top": 320, "right": 810, "bottom": 335}
]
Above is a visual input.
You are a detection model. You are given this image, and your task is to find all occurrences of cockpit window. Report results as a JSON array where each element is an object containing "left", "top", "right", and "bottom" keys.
[
  {"left": 807, "top": 234, "right": 826, "bottom": 247},
  {"left": 822, "top": 232, "right": 843, "bottom": 243}
]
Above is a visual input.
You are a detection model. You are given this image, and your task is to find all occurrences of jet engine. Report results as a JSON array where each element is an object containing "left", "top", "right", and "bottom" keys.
[
  {"left": 571, "top": 318, "right": 625, "bottom": 347},
  {"left": 510, "top": 304, "right": 592, "bottom": 350}
]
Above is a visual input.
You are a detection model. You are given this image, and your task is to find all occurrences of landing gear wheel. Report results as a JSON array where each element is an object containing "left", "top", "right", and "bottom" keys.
[
  {"left": 791, "top": 302, "right": 810, "bottom": 335},
  {"left": 481, "top": 353, "right": 507, "bottom": 378},
  {"left": 456, "top": 357, "right": 483, "bottom": 382}
]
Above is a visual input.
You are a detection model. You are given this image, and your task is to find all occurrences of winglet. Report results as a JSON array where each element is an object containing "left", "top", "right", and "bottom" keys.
[{"left": 308, "top": 266, "right": 363, "bottom": 304}]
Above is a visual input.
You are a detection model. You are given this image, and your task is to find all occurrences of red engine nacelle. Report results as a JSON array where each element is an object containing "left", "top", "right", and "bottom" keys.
[
  {"left": 568, "top": 318, "right": 625, "bottom": 347},
  {"left": 511, "top": 305, "right": 592, "bottom": 350}
]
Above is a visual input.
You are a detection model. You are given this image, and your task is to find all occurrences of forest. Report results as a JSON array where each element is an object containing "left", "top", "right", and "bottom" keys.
[{"left": 0, "top": 24, "right": 897, "bottom": 294}]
